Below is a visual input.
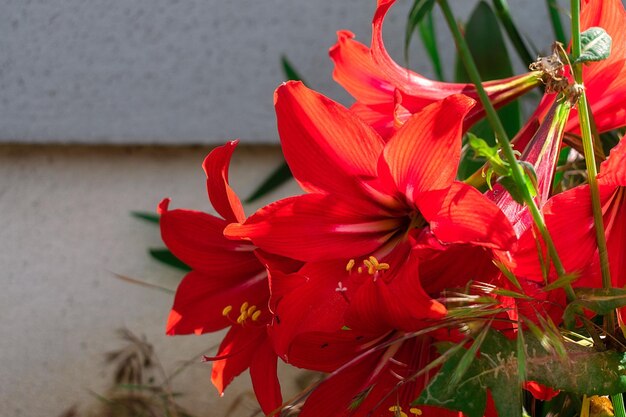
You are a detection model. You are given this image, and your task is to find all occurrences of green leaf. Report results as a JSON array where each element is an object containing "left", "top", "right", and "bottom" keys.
[
  {"left": 280, "top": 55, "right": 306, "bottom": 82},
  {"left": 418, "top": 9, "right": 444, "bottom": 81},
  {"left": 491, "top": 0, "right": 533, "bottom": 65},
  {"left": 404, "top": 0, "right": 436, "bottom": 64},
  {"left": 149, "top": 248, "right": 191, "bottom": 271},
  {"left": 131, "top": 211, "right": 160, "bottom": 224},
  {"left": 564, "top": 287, "right": 626, "bottom": 328},
  {"left": 245, "top": 162, "right": 292, "bottom": 203},
  {"left": 575, "top": 27, "right": 612, "bottom": 64},
  {"left": 455, "top": 1, "right": 521, "bottom": 179},
  {"left": 417, "top": 329, "right": 626, "bottom": 417},
  {"left": 246, "top": 56, "right": 303, "bottom": 203}
]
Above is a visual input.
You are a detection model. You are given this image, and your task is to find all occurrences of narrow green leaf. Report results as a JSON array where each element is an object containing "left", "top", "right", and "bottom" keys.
[
  {"left": 404, "top": 0, "right": 436, "bottom": 64},
  {"left": 450, "top": 322, "right": 490, "bottom": 386},
  {"left": 542, "top": 271, "right": 579, "bottom": 292},
  {"left": 244, "top": 162, "right": 292, "bottom": 203},
  {"left": 545, "top": 0, "right": 567, "bottom": 44},
  {"left": 491, "top": 0, "right": 533, "bottom": 65},
  {"left": 575, "top": 27, "right": 612, "bottom": 64},
  {"left": 455, "top": 1, "right": 521, "bottom": 179},
  {"left": 280, "top": 55, "right": 306, "bottom": 82},
  {"left": 131, "top": 211, "right": 160, "bottom": 224},
  {"left": 149, "top": 248, "right": 191, "bottom": 272},
  {"left": 418, "top": 10, "right": 444, "bottom": 80},
  {"left": 245, "top": 56, "right": 303, "bottom": 203},
  {"left": 564, "top": 287, "right": 626, "bottom": 328}
]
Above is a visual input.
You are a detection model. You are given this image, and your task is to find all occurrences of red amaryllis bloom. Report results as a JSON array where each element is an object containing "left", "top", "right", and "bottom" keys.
[
  {"left": 226, "top": 81, "right": 516, "bottom": 265},
  {"left": 329, "top": 0, "right": 541, "bottom": 138},
  {"left": 513, "top": 138, "right": 626, "bottom": 317},
  {"left": 158, "top": 141, "right": 282, "bottom": 414}
]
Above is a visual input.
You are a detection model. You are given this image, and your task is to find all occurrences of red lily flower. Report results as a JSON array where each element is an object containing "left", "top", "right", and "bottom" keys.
[
  {"left": 226, "top": 81, "right": 515, "bottom": 265},
  {"left": 329, "top": 0, "right": 541, "bottom": 138},
  {"left": 158, "top": 141, "right": 282, "bottom": 414},
  {"left": 512, "top": 138, "right": 626, "bottom": 313}
]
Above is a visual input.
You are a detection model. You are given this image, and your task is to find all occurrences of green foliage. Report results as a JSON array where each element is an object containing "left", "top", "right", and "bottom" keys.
[
  {"left": 149, "top": 248, "right": 191, "bottom": 271},
  {"left": 575, "top": 27, "right": 612, "bottom": 64},
  {"left": 245, "top": 56, "right": 304, "bottom": 203},
  {"left": 417, "top": 329, "right": 626, "bottom": 417},
  {"left": 455, "top": 1, "right": 521, "bottom": 180},
  {"left": 131, "top": 211, "right": 160, "bottom": 224},
  {"left": 563, "top": 288, "right": 626, "bottom": 329}
]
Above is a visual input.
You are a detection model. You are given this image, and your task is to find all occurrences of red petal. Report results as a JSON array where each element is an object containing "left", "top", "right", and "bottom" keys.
[
  {"left": 166, "top": 270, "right": 268, "bottom": 335},
  {"left": 329, "top": 30, "right": 394, "bottom": 106},
  {"left": 250, "top": 337, "right": 283, "bottom": 415},
  {"left": 599, "top": 137, "right": 626, "bottom": 186},
  {"left": 225, "top": 194, "right": 402, "bottom": 262},
  {"left": 211, "top": 326, "right": 266, "bottom": 395},
  {"left": 382, "top": 95, "right": 475, "bottom": 207},
  {"left": 429, "top": 182, "right": 516, "bottom": 250},
  {"left": 268, "top": 261, "right": 354, "bottom": 358},
  {"left": 347, "top": 247, "right": 447, "bottom": 333},
  {"left": 274, "top": 81, "right": 385, "bottom": 196},
  {"left": 298, "top": 354, "right": 382, "bottom": 417},
  {"left": 202, "top": 141, "right": 246, "bottom": 224},
  {"left": 158, "top": 199, "right": 259, "bottom": 274}
]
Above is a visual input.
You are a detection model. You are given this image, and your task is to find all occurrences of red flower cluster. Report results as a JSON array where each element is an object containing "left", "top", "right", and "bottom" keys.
[{"left": 158, "top": 0, "right": 626, "bottom": 415}]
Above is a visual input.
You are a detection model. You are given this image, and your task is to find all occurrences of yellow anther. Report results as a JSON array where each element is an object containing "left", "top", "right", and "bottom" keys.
[
  {"left": 247, "top": 305, "right": 257, "bottom": 316},
  {"left": 388, "top": 406, "right": 408, "bottom": 417},
  {"left": 240, "top": 301, "right": 249, "bottom": 313},
  {"left": 378, "top": 262, "right": 390, "bottom": 270},
  {"left": 357, "top": 266, "right": 363, "bottom": 274},
  {"left": 251, "top": 310, "right": 262, "bottom": 321},
  {"left": 346, "top": 259, "right": 355, "bottom": 272},
  {"left": 222, "top": 305, "right": 233, "bottom": 316},
  {"left": 363, "top": 259, "right": 373, "bottom": 269},
  {"left": 409, "top": 408, "right": 422, "bottom": 416},
  {"left": 236, "top": 315, "right": 245, "bottom": 325},
  {"left": 368, "top": 256, "right": 379, "bottom": 267}
]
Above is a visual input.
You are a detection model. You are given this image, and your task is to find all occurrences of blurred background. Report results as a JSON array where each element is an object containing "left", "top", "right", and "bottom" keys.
[{"left": 0, "top": 0, "right": 572, "bottom": 415}]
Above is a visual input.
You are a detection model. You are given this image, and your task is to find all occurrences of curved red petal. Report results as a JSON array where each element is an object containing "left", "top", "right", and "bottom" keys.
[
  {"left": 429, "top": 182, "right": 516, "bottom": 250},
  {"left": 225, "top": 194, "right": 402, "bottom": 262},
  {"left": 158, "top": 199, "right": 258, "bottom": 274},
  {"left": 329, "top": 30, "right": 394, "bottom": 106},
  {"left": 274, "top": 81, "right": 385, "bottom": 196},
  {"left": 250, "top": 337, "right": 283, "bottom": 415},
  {"left": 382, "top": 95, "right": 475, "bottom": 206},
  {"left": 166, "top": 269, "right": 268, "bottom": 335},
  {"left": 211, "top": 326, "right": 266, "bottom": 395},
  {"left": 202, "top": 140, "right": 246, "bottom": 224}
]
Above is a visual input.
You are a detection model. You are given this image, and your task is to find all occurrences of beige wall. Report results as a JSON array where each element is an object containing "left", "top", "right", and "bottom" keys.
[{"left": 0, "top": 144, "right": 303, "bottom": 416}]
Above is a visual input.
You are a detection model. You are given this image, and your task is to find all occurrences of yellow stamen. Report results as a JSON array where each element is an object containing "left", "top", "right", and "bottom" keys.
[
  {"left": 247, "top": 305, "right": 257, "bottom": 316},
  {"left": 240, "top": 301, "right": 249, "bottom": 313},
  {"left": 251, "top": 310, "right": 262, "bottom": 321},
  {"left": 357, "top": 266, "right": 363, "bottom": 274},
  {"left": 409, "top": 408, "right": 422, "bottom": 416},
  {"left": 378, "top": 263, "right": 390, "bottom": 270},
  {"left": 346, "top": 259, "right": 355, "bottom": 272},
  {"left": 368, "top": 256, "right": 379, "bottom": 267},
  {"left": 222, "top": 305, "right": 233, "bottom": 317},
  {"left": 388, "top": 406, "right": 408, "bottom": 417},
  {"left": 363, "top": 259, "right": 373, "bottom": 269},
  {"left": 236, "top": 315, "right": 245, "bottom": 325}
]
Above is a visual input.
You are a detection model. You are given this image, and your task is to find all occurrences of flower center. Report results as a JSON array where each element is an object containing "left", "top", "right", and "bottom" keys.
[{"left": 222, "top": 301, "right": 262, "bottom": 326}]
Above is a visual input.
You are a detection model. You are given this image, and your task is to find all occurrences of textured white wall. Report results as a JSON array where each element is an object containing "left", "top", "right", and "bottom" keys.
[{"left": 0, "top": 0, "right": 572, "bottom": 144}]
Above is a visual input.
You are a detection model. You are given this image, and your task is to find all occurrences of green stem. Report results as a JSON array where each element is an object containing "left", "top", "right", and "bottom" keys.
[
  {"left": 437, "top": 0, "right": 575, "bottom": 301},
  {"left": 569, "top": 0, "right": 614, "bottom": 332},
  {"left": 546, "top": 0, "right": 567, "bottom": 44},
  {"left": 613, "top": 394, "right": 626, "bottom": 417}
]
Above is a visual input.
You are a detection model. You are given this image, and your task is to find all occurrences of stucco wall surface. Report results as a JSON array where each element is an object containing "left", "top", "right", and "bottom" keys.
[
  {"left": 0, "top": 0, "right": 570, "bottom": 144},
  {"left": 0, "top": 144, "right": 303, "bottom": 417}
]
